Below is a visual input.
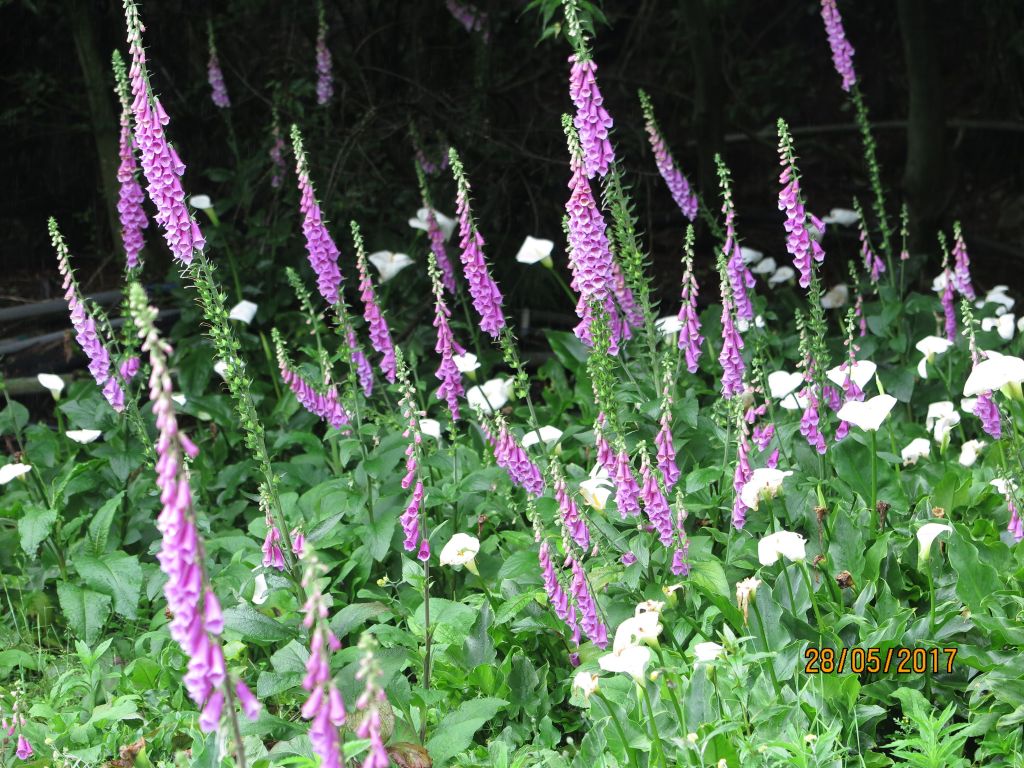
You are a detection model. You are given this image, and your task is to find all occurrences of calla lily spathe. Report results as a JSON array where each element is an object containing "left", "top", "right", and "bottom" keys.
[
  {"left": 515, "top": 236, "right": 554, "bottom": 266},
  {"left": 740, "top": 468, "right": 793, "bottom": 510},
  {"left": 368, "top": 251, "right": 414, "bottom": 283},
  {"left": 521, "top": 425, "right": 563, "bottom": 449},
  {"left": 757, "top": 530, "right": 806, "bottom": 565},
  {"left": 228, "top": 300, "right": 258, "bottom": 324},
  {"left": 820, "top": 283, "right": 849, "bottom": 309},
  {"left": 409, "top": 207, "right": 456, "bottom": 241},
  {"left": 826, "top": 359, "right": 877, "bottom": 390},
  {"left": 439, "top": 533, "right": 480, "bottom": 568},
  {"left": 916, "top": 523, "right": 952, "bottom": 563},
  {"left": 915, "top": 336, "right": 953, "bottom": 378},
  {"left": 836, "top": 394, "right": 897, "bottom": 431},
  {"left": 751, "top": 257, "right": 777, "bottom": 276},
  {"left": 466, "top": 377, "right": 514, "bottom": 414},
  {"left": 822, "top": 207, "right": 860, "bottom": 226},
  {"left": 0, "top": 463, "right": 32, "bottom": 485},
  {"left": 66, "top": 429, "right": 103, "bottom": 445},
  {"left": 963, "top": 353, "right": 1024, "bottom": 399},
  {"left": 901, "top": 438, "right": 931, "bottom": 466},
  {"left": 37, "top": 373, "right": 66, "bottom": 399}
]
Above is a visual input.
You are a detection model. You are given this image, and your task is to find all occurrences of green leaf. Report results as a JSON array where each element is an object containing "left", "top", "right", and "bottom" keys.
[
  {"left": 0, "top": 400, "right": 29, "bottom": 436},
  {"left": 223, "top": 602, "right": 294, "bottom": 644},
  {"left": 270, "top": 640, "right": 310, "bottom": 674},
  {"left": 410, "top": 598, "right": 476, "bottom": 646},
  {"left": 685, "top": 466, "right": 722, "bottom": 494},
  {"left": 18, "top": 506, "right": 58, "bottom": 558},
  {"left": 948, "top": 530, "right": 1002, "bottom": 612},
  {"left": 688, "top": 558, "right": 729, "bottom": 598},
  {"left": 494, "top": 590, "right": 542, "bottom": 625},
  {"left": 460, "top": 602, "right": 495, "bottom": 669},
  {"left": 57, "top": 582, "right": 112, "bottom": 644},
  {"left": 330, "top": 602, "right": 391, "bottom": 638},
  {"left": 425, "top": 697, "right": 508, "bottom": 766},
  {"left": 88, "top": 491, "right": 125, "bottom": 555},
  {"left": 74, "top": 552, "right": 142, "bottom": 620}
]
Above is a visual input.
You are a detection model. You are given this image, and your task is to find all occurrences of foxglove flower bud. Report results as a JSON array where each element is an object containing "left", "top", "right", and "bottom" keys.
[
  {"left": 568, "top": 55, "right": 615, "bottom": 179},
  {"left": 640, "top": 90, "right": 697, "bottom": 220},
  {"left": 291, "top": 127, "right": 343, "bottom": 305}
]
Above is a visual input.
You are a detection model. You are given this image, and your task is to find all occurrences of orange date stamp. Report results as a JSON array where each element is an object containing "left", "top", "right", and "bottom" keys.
[{"left": 803, "top": 647, "right": 958, "bottom": 675}]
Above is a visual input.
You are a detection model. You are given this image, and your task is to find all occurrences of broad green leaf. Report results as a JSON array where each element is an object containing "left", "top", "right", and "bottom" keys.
[
  {"left": 18, "top": 505, "right": 57, "bottom": 558},
  {"left": 87, "top": 492, "right": 125, "bottom": 555},
  {"left": 425, "top": 697, "right": 508, "bottom": 766},
  {"left": 330, "top": 601, "right": 391, "bottom": 638},
  {"left": 74, "top": 552, "right": 142, "bottom": 620},
  {"left": 494, "top": 590, "right": 542, "bottom": 625},
  {"left": 948, "top": 530, "right": 1002, "bottom": 612},
  {"left": 57, "top": 582, "right": 112, "bottom": 644},
  {"left": 223, "top": 602, "right": 294, "bottom": 644}
]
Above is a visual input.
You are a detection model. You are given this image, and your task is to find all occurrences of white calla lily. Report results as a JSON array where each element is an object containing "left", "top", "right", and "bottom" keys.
[
  {"left": 37, "top": 373, "right": 66, "bottom": 400},
  {"left": 408, "top": 207, "right": 456, "bottom": 241},
  {"left": 915, "top": 336, "right": 953, "bottom": 378},
  {"left": 66, "top": 429, "right": 102, "bottom": 445},
  {"left": 958, "top": 439, "right": 985, "bottom": 467},
  {"left": 439, "top": 533, "right": 480, "bottom": 571},
  {"left": 767, "top": 371, "right": 805, "bottom": 400},
  {"left": 252, "top": 573, "right": 269, "bottom": 605},
  {"left": 521, "top": 425, "right": 563, "bottom": 449},
  {"left": 750, "top": 257, "right": 777, "bottom": 275},
  {"left": 963, "top": 354, "right": 1024, "bottom": 399},
  {"left": 740, "top": 247, "right": 764, "bottom": 265},
  {"left": 693, "top": 641, "right": 724, "bottom": 664},
  {"left": 228, "top": 300, "right": 259, "bottom": 324},
  {"left": 0, "top": 463, "right": 32, "bottom": 485},
  {"left": 452, "top": 352, "right": 480, "bottom": 373},
  {"left": 820, "top": 283, "right": 849, "bottom": 309},
  {"left": 598, "top": 644, "right": 651, "bottom": 682},
  {"left": 655, "top": 315, "right": 684, "bottom": 336},
  {"left": 368, "top": 251, "right": 414, "bottom": 282},
  {"left": 612, "top": 611, "right": 663, "bottom": 652},
  {"left": 768, "top": 266, "right": 796, "bottom": 286},
  {"left": 916, "top": 523, "right": 952, "bottom": 563},
  {"left": 740, "top": 468, "right": 793, "bottom": 510},
  {"left": 822, "top": 208, "right": 860, "bottom": 226},
  {"left": 189, "top": 194, "right": 213, "bottom": 210},
  {"left": 515, "top": 236, "right": 554, "bottom": 266},
  {"left": 580, "top": 465, "right": 614, "bottom": 511},
  {"left": 757, "top": 530, "right": 806, "bottom": 565},
  {"left": 419, "top": 419, "right": 442, "bottom": 439},
  {"left": 466, "top": 377, "right": 514, "bottom": 414},
  {"left": 901, "top": 438, "right": 931, "bottom": 466},
  {"left": 826, "top": 360, "right": 877, "bottom": 391},
  {"left": 982, "top": 314, "right": 1016, "bottom": 341},
  {"left": 572, "top": 670, "right": 600, "bottom": 700},
  {"left": 836, "top": 394, "right": 897, "bottom": 431}
]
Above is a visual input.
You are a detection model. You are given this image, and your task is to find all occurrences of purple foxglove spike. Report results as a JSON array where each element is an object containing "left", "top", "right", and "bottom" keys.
[
  {"left": 426, "top": 208, "right": 458, "bottom": 294},
  {"left": 278, "top": 358, "right": 350, "bottom": 429},
  {"left": 356, "top": 252, "right": 397, "bottom": 383},
  {"left": 345, "top": 329, "right": 374, "bottom": 397},
  {"left": 115, "top": 98, "right": 148, "bottom": 268},
  {"left": 555, "top": 477, "right": 590, "bottom": 550},
  {"left": 493, "top": 423, "right": 545, "bottom": 497},
  {"left": 207, "top": 51, "right": 230, "bottom": 108},
  {"left": 951, "top": 228, "right": 975, "bottom": 300},
  {"left": 719, "top": 294, "right": 746, "bottom": 399},
  {"left": 655, "top": 414, "right": 680, "bottom": 491},
  {"left": 125, "top": 8, "right": 204, "bottom": 265},
  {"left": 640, "top": 460, "right": 674, "bottom": 547},
  {"left": 432, "top": 283, "right": 465, "bottom": 421},
  {"left": 778, "top": 163, "right": 825, "bottom": 289},
  {"left": 644, "top": 112, "right": 698, "bottom": 221},
  {"left": 941, "top": 273, "right": 957, "bottom": 342},
  {"left": 455, "top": 185, "right": 505, "bottom": 338},
  {"left": 568, "top": 55, "right": 615, "bottom": 179},
  {"left": 1008, "top": 499, "right": 1023, "bottom": 543},
  {"left": 315, "top": 24, "right": 333, "bottom": 105},
  {"left": 677, "top": 258, "right": 703, "bottom": 373},
  {"left": 974, "top": 392, "right": 1001, "bottom": 439},
  {"left": 731, "top": 430, "right": 752, "bottom": 529},
  {"left": 570, "top": 558, "right": 608, "bottom": 648},
  {"left": 799, "top": 386, "right": 827, "bottom": 454},
  {"left": 400, "top": 481, "right": 424, "bottom": 552},
  {"left": 613, "top": 448, "right": 641, "bottom": 518},
  {"left": 294, "top": 151, "right": 343, "bottom": 305},
  {"left": 752, "top": 423, "right": 775, "bottom": 451},
  {"left": 859, "top": 220, "right": 885, "bottom": 284},
  {"left": 611, "top": 260, "right": 643, "bottom": 330},
  {"left": 539, "top": 541, "right": 577, "bottom": 638},
  {"left": 671, "top": 541, "right": 690, "bottom": 576},
  {"left": 270, "top": 130, "right": 286, "bottom": 189},
  {"left": 820, "top": 0, "right": 857, "bottom": 92}
]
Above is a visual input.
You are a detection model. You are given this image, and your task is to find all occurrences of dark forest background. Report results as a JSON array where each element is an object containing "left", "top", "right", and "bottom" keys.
[{"left": 3, "top": 0, "right": 1024, "bottom": 318}]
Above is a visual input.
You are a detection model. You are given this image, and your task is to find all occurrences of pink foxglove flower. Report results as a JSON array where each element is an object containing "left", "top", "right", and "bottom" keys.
[
  {"left": 859, "top": 218, "right": 885, "bottom": 283},
  {"left": 113, "top": 52, "right": 147, "bottom": 269},
  {"left": 641, "top": 91, "right": 697, "bottom": 220},
  {"left": 131, "top": 283, "right": 259, "bottom": 734},
  {"left": 262, "top": 517, "right": 285, "bottom": 570},
  {"left": 719, "top": 292, "right": 746, "bottom": 399},
  {"left": 799, "top": 385, "right": 827, "bottom": 454},
  {"left": 540, "top": 541, "right": 580, "bottom": 643},
  {"left": 720, "top": 165, "right": 755, "bottom": 320},
  {"left": 354, "top": 636, "right": 391, "bottom": 768},
  {"left": 677, "top": 238, "right": 703, "bottom": 373},
  {"left": 451, "top": 151, "right": 506, "bottom": 337},
  {"left": 753, "top": 423, "right": 775, "bottom": 451},
  {"left": 446, "top": 0, "right": 489, "bottom": 40},
  {"left": 300, "top": 559, "right": 346, "bottom": 768},
  {"left": 52, "top": 222, "right": 125, "bottom": 412},
  {"left": 974, "top": 392, "right": 1001, "bottom": 439},
  {"left": 671, "top": 506, "right": 690, "bottom": 575},
  {"left": 564, "top": 118, "right": 622, "bottom": 352},
  {"left": 951, "top": 223, "right": 975, "bottom": 300},
  {"left": 400, "top": 481, "right": 424, "bottom": 554},
  {"left": 555, "top": 475, "right": 590, "bottom": 550},
  {"left": 346, "top": 329, "right": 374, "bottom": 397},
  {"left": 568, "top": 55, "right": 615, "bottom": 179},
  {"left": 570, "top": 557, "right": 608, "bottom": 648},
  {"left": 292, "top": 128, "right": 343, "bottom": 305},
  {"left": 355, "top": 235, "right": 396, "bottom": 383},
  {"left": 270, "top": 119, "right": 286, "bottom": 188},
  {"left": 778, "top": 162, "right": 825, "bottom": 290},
  {"left": 820, "top": 0, "right": 857, "bottom": 92},
  {"left": 430, "top": 255, "right": 465, "bottom": 420},
  {"left": 315, "top": 12, "right": 333, "bottom": 105},
  {"left": 1009, "top": 498, "right": 1023, "bottom": 543},
  {"left": 640, "top": 455, "right": 674, "bottom": 547},
  {"left": 124, "top": 3, "right": 204, "bottom": 265},
  {"left": 731, "top": 428, "right": 752, "bottom": 529},
  {"left": 941, "top": 269, "right": 957, "bottom": 342},
  {"left": 613, "top": 448, "right": 641, "bottom": 518},
  {"left": 16, "top": 734, "right": 32, "bottom": 760},
  {"left": 611, "top": 260, "right": 643, "bottom": 332},
  {"left": 276, "top": 337, "right": 349, "bottom": 430},
  {"left": 493, "top": 420, "right": 545, "bottom": 497},
  {"left": 426, "top": 207, "right": 458, "bottom": 295},
  {"left": 655, "top": 411, "right": 680, "bottom": 491},
  {"left": 207, "top": 33, "right": 230, "bottom": 108}
]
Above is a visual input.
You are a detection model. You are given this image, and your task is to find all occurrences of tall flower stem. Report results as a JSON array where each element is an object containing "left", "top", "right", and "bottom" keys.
[
  {"left": 869, "top": 430, "right": 878, "bottom": 531},
  {"left": 638, "top": 683, "right": 668, "bottom": 768},
  {"left": 652, "top": 645, "right": 687, "bottom": 733},
  {"left": 748, "top": 598, "right": 783, "bottom": 699},
  {"left": 798, "top": 561, "right": 825, "bottom": 647},
  {"left": 594, "top": 692, "right": 640, "bottom": 768}
]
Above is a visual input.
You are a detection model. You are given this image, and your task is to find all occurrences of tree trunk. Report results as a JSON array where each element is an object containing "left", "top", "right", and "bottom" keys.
[
  {"left": 69, "top": 0, "right": 122, "bottom": 257},
  {"left": 898, "top": 0, "right": 949, "bottom": 251}
]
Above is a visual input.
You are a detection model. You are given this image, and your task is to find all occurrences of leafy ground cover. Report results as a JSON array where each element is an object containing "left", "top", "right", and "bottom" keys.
[{"left": 1, "top": 2, "right": 1023, "bottom": 767}]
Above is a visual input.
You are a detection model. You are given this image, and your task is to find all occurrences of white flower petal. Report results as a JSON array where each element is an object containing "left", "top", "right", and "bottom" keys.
[
  {"left": 820, "top": 283, "right": 849, "bottom": 309},
  {"left": 36, "top": 373, "right": 65, "bottom": 399},
  {"left": 767, "top": 371, "right": 805, "bottom": 400},
  {"left": 751, "top": 257, "right": 777, "bottom": 275},
  {"left": 0, "top": 463, "right": 32, "bottom": 485},
  {"left": 901, "top": 438, "right": 931, "bottom": 466},
  {"left": 826, "top": 360, "right": 877, "bottom": 390},
  {"left": 740, "top": 247, "right": 764, "bottom": 265},
  {"left": 757, "top": 530, "right": 806, "bottom": 565},
  {"left": 515, "top": 236, "right": 554, "bottom": 265},
  {"left": 368, "top": 251, "right": 414, "bottom": 283},
  {"left": 836, "top": 394, "right": 897, "bottom": 431},
  {"left": 189, "top": 194, "right": 213, "bottom": 210},
  {"left": 768, "top": 266, "right": 796, "bottom": 286},
  {"left": 963, "top": 355, "right": 1024, "bottom": 397},
  {"left": 228, "top": 300, "right": 259, "bottom": 325},
  {"left": 821, "top": 208, "right": 860, "bottom": 226},
  {"left": 439, "top": 533, "right": 480, "bottom": 566},
  {"left": 419, "top": 419, "right": 442, "bottom": 439},
  {"left": 740, "top": 468, "right": 793, "bottom": 511},
  {"left": 66, "top": 429, "right": 102, "bottom": 445},
  {"left": 521, "top": 425, "right": 562, "bottom": 449}
]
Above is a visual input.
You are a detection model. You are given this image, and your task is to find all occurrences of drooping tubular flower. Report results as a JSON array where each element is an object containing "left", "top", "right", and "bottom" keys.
[
  {"left": 640, "top": 450, "right": 674, "bottom": 547},
  {"left": 777, "top": 122, "right": 825, "bottom": 290},
  {"left": 562, "top": 114, "right": 621, "bottom": 352},
  {"left": 570, "top": 557, "right": 608, "bottom": 648},
  {"left": 858, "top": 213, "right": 885, "bottom": 284},
  {"left": 450, "top": 149, "right": 506, "bottom": 338},
  {"left": 299, "top": 555, "right": 346, "bottom": 768},
  {"left": 261, "top": 500, "right": 305, "bottom": 571},
  {"left": 51, "top": 220, "right": 126, "bottom": 412},
  {"left": 613, "top": 447, "right": 641, "bottom": 518},
  {"left": 352, "top": 223, "right": 396, "bottom": 382},
  {"left": 429, "top": 252, "right": 465, "bottom": 421},
  {"left": 655, "top": 384, "right": 680, "bottom": 491},
  {"left": 124, "top": 1, "right": 205, "bottom": 265},
  {"left": 941, "top": 267, "right": 957, "bottom": 342},
  {"left": 671, "top": 501, "right": 690, "bottom": 576},
  {"left": 347, "top": 329, "right": 374, "bottom": 397},
  {"left": 677, "top": 225, "right": 703, "bottom": 373},
  {"left": 315, "top": 7, "right": 333, "bottom": 105},
  {"left": 354, "top": 635, "right": 391, "bottom": 768},
  {"left": 820, "top": 0, "right": 857, "bottom": 92},
  {"left": 492, "top": 417, "right": 545, "bottom": 497},
  {"left": 128, "top": 282, "right": 260, "bottom": 737},
  {"left": 964, "top": 318, "right": 1002, "bottom": 439},
  {"left": 396, "top": 351, "right": 430, "bottom": 560},
  {"left": 112, "top": 51, "right": 147, "bottom": 270},
  {"left": 539, "top": 540, "right": 580, "bottom": 644},
  {"left": 416, "top": 162, "right": 458, "bottom": 295},
  {"left": 568, "top": 55, "right": 615, "bottom": 179},
  {"left": 207, "top": 23, "right": 230, "bottom": 108},
  {"left": 446, "top": 0, "right": 489, "bottom": 40},
  {"left": 951, "top": 222, "right": 975, "bottom": 300},
  {"left": 718, "top": 157, "right": 755, "bottom": 320},
  {"left": 269, "top": 115, "right": 286, "bottom": 189},
  {"left": 731, "top": 423, "right": 752, "bottom": 529},
  {"left": 611, "top": 260, "right": 643, "bottom": 333},
  {"left": 554, "top": 469, "right": 590, "bottom": 551},
  {"left": 273, "top": 329, "right": 349, "bottom": 429},
  {"left": 639, "top": 89, "right": 697, "bottom": 220},
  {"left": 800, "top": 383, "right": 828, "bottom": 454},
  {"left": 291, "top": 126, "right": 343, "bottom": 305},
  {"left": 718, "top": 272, "right": 746, "bottom": 399}
]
